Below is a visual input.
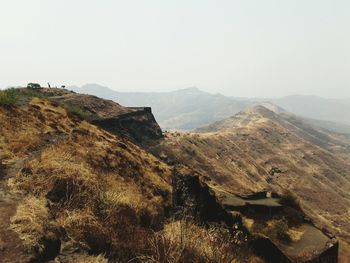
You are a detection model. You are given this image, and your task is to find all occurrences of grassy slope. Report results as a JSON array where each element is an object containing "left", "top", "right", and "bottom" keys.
[
  {"left": 0, "top": 97, "right": 171, "bottom": 261},
  {"left": 0, "top": 96, "right": 258, "bottom": 262},
  {"left": 151, "top": 107, "right": 350, "bottom": 261}
]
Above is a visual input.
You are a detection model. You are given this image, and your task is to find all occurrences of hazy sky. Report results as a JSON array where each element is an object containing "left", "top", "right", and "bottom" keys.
[{"left": 1, "top": 0, "right": 349, "bottom": 98}]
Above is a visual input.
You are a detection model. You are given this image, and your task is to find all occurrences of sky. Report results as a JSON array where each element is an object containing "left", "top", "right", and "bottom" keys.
[{"left": 0, "top": 0, "right": 349, "bottom": 98}]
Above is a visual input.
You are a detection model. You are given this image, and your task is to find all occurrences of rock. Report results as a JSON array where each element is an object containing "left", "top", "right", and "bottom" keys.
[{"left": 172, "top": 166, "right": 234, "bottom": 226}]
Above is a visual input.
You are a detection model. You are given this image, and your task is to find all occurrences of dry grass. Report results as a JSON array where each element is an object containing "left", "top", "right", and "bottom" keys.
[
  {"left": 10, "top": 196, "right": 49, "bottom": 252},
  {"left": 12, "top": 142, "right": 101, "bottom": 209},
  {"left": 138, "top": 219, "right": 241, "bottom": 263},
  {"left": 72, "top": 254, "right": 109, "bottom": 263},
  {"left": 0, "top": 113, "right": 42, "bottom": 161},
  {"left": 59, "top": 209, "right": 112, "bottom": 254},
  {"left": 10, "top": 136, "right": 169, "bottom": 260},
  {"left": 2, "top": 98, "right": 172, "bottom": 261},
  {"left": 151, "top": 110, "right": 350, "bottom": 261},
  {"left": 2, "top": 96, "right": 261, "bottom": 262},
  {"left": 0, "top": 97, "right": 75, "bottom": 162}
]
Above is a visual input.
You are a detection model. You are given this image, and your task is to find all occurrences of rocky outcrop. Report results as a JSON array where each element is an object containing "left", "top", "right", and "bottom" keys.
[
  {"left": 91, "top": 107, "right": 163, "bottom": 143},
  {"left": 34, "top": 88, "right": 163, "bottom": 144},
  {"left": 251, "top": 235, "right": 338, "bottom": 263},
  {"left": 218, "top": 190, "right": 339, "bottom": 263},
  {"left": 172, "top": 166, "right": 234, "bottom": 226},
  {"left": 251, "top": 235, "right": 293, "bottom": 263},
  {"left": 311, "top": 241, "right": 338, "bottom": 263}
]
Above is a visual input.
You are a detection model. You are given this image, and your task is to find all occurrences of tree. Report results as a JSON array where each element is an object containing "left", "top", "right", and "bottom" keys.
[{"left": 27, "top": 83, "right": 41, "bottom": 89}]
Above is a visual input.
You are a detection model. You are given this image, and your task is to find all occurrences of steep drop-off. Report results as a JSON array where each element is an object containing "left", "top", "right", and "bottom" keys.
[{"left": 14, "top": 88, "right": 163, "bottom": 144}]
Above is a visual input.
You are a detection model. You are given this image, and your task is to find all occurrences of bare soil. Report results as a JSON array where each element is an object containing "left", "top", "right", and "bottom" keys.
[{"left": 0, "top": 163, "right": 33, "bottom": 263}]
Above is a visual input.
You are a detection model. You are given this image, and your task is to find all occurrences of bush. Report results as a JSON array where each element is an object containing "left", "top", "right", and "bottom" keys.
[
  {"left": 0, "top": 88, "right": 18, "bottom": 106},
  {"left": 61, "top": 104, "right": 89, "bottom": 120},
  {"left": 280, "top": 190, "right": 300, "bottom": 209},
  {"left": 252, "top": 218, "right": 290, "bottom": 242},
  {"left": 271, "top": 218, "right": 290, "bottom": 241},
  {"left": 27, "top": 83, "right": 41, "bottom": 89},
  {"left": 21, "top": 88, "right": 48, "bottom": 100}
]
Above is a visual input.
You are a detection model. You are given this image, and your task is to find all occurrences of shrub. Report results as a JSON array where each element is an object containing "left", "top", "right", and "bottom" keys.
[
  {"left": 60, "top": 210, "right": 112, "bottom": 254},
  {"left": 271, "top": 218, "right": 290, "bottom": 241},
  {"left": 0, "top": 88, "right": 18, "bottom": 106},
  {"left": 27, "top": 83, "right": 41, "bottom": 89},
  {"left": 21, "top": 88, "right": 49, "bottom": 100},
  {"left": 61, "top": 104, "right": 89, "bottom": 120},
  {"left": 252, "top": 218, "right": 290, "bottom": 242},
  {"left": 280, "top": 190, "right": 300, "bottom": 209}
]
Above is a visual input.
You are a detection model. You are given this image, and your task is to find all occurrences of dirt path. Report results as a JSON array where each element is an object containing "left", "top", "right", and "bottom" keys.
[
  {"left": 0, "top": 134, "right": 69, "bottom": 263},
  {"left": 0, "top": 161, "right": 33, "bottom": 263}
]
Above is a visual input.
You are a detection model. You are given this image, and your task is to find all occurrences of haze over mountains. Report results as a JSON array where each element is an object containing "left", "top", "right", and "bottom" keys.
[{"left": 71, "top": 84, "right": 350, "bottom": 134}]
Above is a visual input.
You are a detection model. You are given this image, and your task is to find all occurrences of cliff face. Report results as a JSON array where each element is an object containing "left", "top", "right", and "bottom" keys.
[
  {"left": 171, "top": 167, "right": 339, "bottom": 263},
  {"left": 91, "top": 107, "right": 163, "bottom": 143},
  {"left": 172, "top": 166, "right": 235, "bottom": 226}
]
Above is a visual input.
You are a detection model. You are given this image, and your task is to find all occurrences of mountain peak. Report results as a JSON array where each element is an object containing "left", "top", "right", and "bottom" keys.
[
  {"left": 178, "top": 86, "right": 201, "bottom": 93},
  {"left": 243, "top": 104, "right": 276, "bottom": 117}
]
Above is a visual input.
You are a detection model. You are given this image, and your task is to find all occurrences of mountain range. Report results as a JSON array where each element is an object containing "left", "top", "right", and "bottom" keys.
[{"left": 70, "top": 84, "right": 350, "bottom": 134}]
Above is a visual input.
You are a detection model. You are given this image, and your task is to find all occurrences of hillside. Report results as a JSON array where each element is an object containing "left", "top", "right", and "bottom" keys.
[
  {"left": 0, "top": 88, "right": 266, "bottom": 263},
  {"left": 0, "top": 95, "right": 172, "bottom": 262},
  {"left": 149, "top": 106, "right": 350, "bottom": 261},
  {"left": 0, "top": 87, "right": 343, "bottom": 262},
  {"left": 9, "top": 88, "right": 163, "bottom": 144},
  {"left": 70, "top": 84, "right": 350, "bottom": 134}
]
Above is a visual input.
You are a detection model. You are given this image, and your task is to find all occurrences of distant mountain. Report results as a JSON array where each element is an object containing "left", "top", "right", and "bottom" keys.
[
  {"left": 70, "top": 84, "right": 350, "bottom": 134},
  {"left": 70, "top": 84, "right": 251, "bottom": 130},
  {"left": 270, "top": 95, "right": 350, "bottom": 126}
]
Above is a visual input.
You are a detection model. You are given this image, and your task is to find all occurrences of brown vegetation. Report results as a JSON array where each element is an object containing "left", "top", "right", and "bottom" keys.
[
  {"left": 0, "top": 96, "right": 254, "bottom": 262},
  {"left": 138, "top": 219, "right": 254, "bottom": 263},
  {"left": 0, "top": 97, "right": 171, "bottom": 261},
  {"left": 148, "top": 106, "right": 350, "bottom": 260}
]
